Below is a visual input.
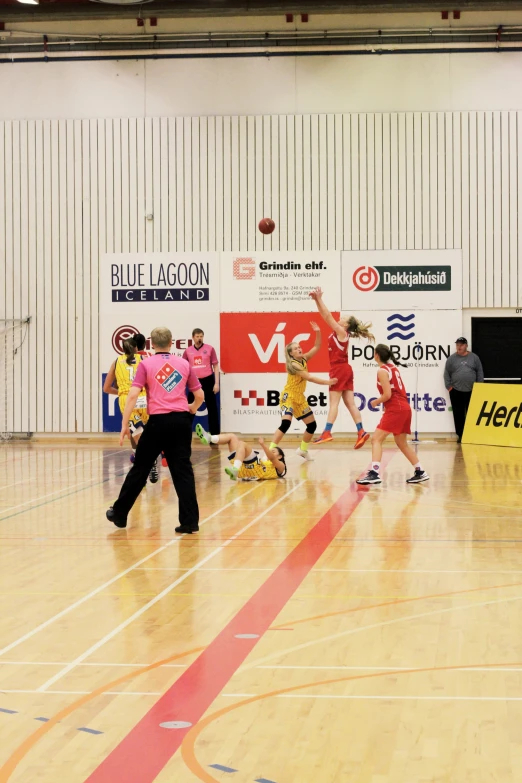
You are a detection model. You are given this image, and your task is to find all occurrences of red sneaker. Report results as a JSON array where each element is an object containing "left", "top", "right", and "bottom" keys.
[
  {"left": 354, "top": 431, "right": 370, "bottom": 450},
  {"left": 313, "top": 430, "right": 334, "bottom": 444}
]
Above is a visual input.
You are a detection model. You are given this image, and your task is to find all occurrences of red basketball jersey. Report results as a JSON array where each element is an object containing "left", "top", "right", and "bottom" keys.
[
  {"left": 328, "top": 332, "right": 349, "bottom": 366},
  {"left": 377, "top": 363, "right": 408, "bottom": 410}
]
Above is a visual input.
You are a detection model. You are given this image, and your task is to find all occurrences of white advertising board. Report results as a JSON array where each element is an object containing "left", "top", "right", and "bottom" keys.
[
  {"left": 220, "top": 252, "right": 341, "bottom": 312},
  {"left": 100, "top": 252, "right": 220, "bottom": 315},
  {"left": 221, "top": 310, "right": 461, "bottom": 435},
  {"left": 342, "top": 250, "right": 462, "bottom": 311},
  {"left": 220, "top": 373, "right": 351, "bottom": 435}
]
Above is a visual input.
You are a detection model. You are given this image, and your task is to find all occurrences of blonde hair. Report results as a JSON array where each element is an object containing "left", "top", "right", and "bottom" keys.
[
  {"left": 285, "top": 342, "right": 303, "bottom": 374},
  {"left": 150, "top": 327, "right": 172, "bottom": 350},
  {"left": 344, "top": 315, "right": 375, "bottom": 343}
]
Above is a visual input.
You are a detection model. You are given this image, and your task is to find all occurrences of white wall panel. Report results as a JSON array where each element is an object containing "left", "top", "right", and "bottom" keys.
[{"left": 1, "top": 110, "right": 521, "bottom": 433}]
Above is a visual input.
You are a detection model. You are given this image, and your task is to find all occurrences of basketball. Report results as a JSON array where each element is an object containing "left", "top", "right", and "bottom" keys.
[{"left": 258, "top": 217, "right": 275, "bottom": 235}]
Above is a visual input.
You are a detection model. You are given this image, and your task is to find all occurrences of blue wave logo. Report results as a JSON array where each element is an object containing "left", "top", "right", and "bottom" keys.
[{"left": 386, "top": 313, "right": 415, "bottom": 341}]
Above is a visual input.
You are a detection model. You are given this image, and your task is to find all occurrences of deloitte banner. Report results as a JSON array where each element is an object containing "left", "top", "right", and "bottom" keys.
[
  {"left": 463, "top": 383, "right": 522, "bottom": 448},
  {"left": 347, "top": 309, "right": 461, "bottom": 434},
  {"left": 342, "top": 249, "right": 462, "bottom": 310}
]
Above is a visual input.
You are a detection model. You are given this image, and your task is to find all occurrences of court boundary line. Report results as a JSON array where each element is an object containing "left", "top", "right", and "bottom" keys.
[
  {"left": 37, "top": 481, "right": 306, "bottom": 692},
  {"left": 0, "top": 481, "right": 261, "bottom": 660},
  {"left": 81, "top": 473, "right": 387, "bottom": 783},
  {"left": 2, "top": 582, "right": 522, "bottom": 780},
  {"left": 179, "top": 660, "right": 522, "bottom": 782}
]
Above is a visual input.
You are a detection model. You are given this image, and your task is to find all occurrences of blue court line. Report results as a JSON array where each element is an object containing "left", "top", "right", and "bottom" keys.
[
  {"left": 209, "top": 764, "right": 239, "bottom": 773},
  {"left": 209, "top": 765, "right": 277, "bottom": 781},
  {"left": 0, "top": 705, "right": 103, "bottom": 734}
]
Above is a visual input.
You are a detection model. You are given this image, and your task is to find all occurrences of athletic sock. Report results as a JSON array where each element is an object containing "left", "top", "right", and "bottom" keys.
[
  {"left": 233, "top": 459, "right": 242, "bottom": 471},
  {"left": 300, "top": 440, "right": 309, "bottom": 452},
  {"left": 325, "top": 422, "right": 333, "bottom": 433},
  {"left": 269, "top": 442, "right": 278, "bottom": 450},
  {"left": 210, "top": 434, "right": 219, "bottom": 444},
  {"left": 414, "top": 462, "right": 423, "bottom": 471},
  {"left": 372, "top": 462, "right": 381, "bottom": 473},
  {"left": 356, "top": 422, "right": 363, "bottom": 432}
]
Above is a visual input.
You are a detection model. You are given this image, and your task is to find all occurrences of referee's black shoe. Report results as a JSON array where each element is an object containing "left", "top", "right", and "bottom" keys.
[{"left": 106, "top": 506, "right": 127, "bottom": 528}]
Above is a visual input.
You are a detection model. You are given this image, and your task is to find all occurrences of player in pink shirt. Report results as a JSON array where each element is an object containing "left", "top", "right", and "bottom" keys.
[
  {"left": 182, "top": 328, "right": 220, "bottom": 435},
  {"left": 107, "top": 326, "right": 204, "bottom": 534}
]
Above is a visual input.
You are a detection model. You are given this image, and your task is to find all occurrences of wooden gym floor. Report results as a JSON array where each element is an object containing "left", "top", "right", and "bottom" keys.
[{"left": 0, "top": 438, "right": 521, "bottom": 783}]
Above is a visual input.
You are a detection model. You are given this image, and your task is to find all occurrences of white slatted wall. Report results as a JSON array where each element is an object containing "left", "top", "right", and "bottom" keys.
[{"left": 1, "top": 112, "right": 521, "bottom": 433}]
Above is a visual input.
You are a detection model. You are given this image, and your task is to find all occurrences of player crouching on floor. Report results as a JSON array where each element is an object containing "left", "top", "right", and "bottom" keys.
[{"left": 196, "top": 424, "right": 287, "bottom": 481}]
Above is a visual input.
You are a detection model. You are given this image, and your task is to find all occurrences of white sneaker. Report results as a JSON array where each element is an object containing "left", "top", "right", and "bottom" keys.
[{"left": 296, "top": 448, "right": 314, "bottom": 461}]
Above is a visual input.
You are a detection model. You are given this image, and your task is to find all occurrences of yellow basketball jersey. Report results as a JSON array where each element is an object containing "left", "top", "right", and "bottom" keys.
[
  {"left": 114, "top": 353, "right": 146, "bottom": 401},
  {"left": 238, "top": 457, "right": 280, "bottom": 481},
  {"left": 282, "top": 358, "right": 308, "bottom": 397}
]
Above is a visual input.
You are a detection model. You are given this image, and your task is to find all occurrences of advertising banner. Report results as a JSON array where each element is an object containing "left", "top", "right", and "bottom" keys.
[
  {"left": 100, "top": 252, "right": 220, "bottom": 315},
  {"left": 463, "top": 383, "right": 522, "bottom": 448},
  {"left": 220, "top": 252, "right": 341, "bottom": 312},
  {"left": 219, "top": 373, "right": 348, "bottom": 435},
  {"left": 348, "top": 309, "right": 462, "bottom": 433},
  {"left": 342, "top": 250, "right": 462, "bottom": 311},
  {"left": 100, "top": 254, "right": 220, "bottom": 432},
  {"left": 220, "top": 312, "right": 339, "bottom": 373},
  {"left": 100, "top": 310, "right": 220, "bottom": 432}
]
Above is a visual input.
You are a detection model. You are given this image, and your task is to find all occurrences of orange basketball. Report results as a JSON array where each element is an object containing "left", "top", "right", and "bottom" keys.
[{"left": 258, "top": 217, "right": 276, "bottom": 235}]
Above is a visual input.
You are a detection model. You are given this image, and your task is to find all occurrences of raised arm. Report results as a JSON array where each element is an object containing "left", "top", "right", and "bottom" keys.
[
  {"left": 303, "top": 321, "right": 322, "bottom": 361},
  {"left": 258, "top": 437, "right": 286, "bottom": 474},
  {"left": 309, "top": 287, "right": 346, "bottom": 341}
]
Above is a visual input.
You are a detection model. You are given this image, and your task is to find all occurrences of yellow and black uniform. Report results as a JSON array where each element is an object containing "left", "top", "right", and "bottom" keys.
[
  {"left": 228, "top": 450, "right": 284, "bottom": 481},
  {"left": 115, "top": 353, "right": 148, "bottom": 433},
  {"left": 280, "top": 358, "right": 312, "bottom": 420}
]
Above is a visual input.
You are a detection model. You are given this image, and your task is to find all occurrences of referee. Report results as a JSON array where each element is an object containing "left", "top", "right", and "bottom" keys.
[{"left": 107, "top": 326, "right": 204, "bottom": 534}]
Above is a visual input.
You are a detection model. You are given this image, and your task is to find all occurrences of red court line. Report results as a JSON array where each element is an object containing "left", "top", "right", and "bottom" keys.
[{"left": 84, "top": 476, "right": 383, "bottom": 783}]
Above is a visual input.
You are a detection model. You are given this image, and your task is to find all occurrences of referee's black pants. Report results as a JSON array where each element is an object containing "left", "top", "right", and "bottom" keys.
[
  {"left": 113, "top": 412, "right": 199, "bottom": 528},
  {"left": 449, "top": 388, "right": 473, "bottom": 441},
  {"left": 188, "top": 373, "right": 220, "bottom": 435}
]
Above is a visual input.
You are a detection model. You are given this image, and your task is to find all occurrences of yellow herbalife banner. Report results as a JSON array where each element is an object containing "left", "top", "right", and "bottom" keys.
[{"left": 463, "top": 383, "right": 522, "bottom": 448}]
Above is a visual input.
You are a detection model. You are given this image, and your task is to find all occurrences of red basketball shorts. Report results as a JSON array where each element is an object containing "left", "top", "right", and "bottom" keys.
[
  {"left": 329, "top": 363, "right": 354, "bottom": 392},
  {"left": 377, "top": 405, "right": 412, "bottom": 435}
]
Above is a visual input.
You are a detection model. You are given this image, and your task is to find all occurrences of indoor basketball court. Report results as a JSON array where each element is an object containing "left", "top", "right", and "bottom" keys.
[{"left": 1, "top": 1, "right": 522, "bottom": 781}]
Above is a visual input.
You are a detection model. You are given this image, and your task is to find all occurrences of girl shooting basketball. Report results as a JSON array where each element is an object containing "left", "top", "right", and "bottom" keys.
[
  {"left": 356, "top": 344, "right": 429, "bottom": 485},
  {"left": 309, "top": 286, "right": 374, "bottom": 448},
  {"left": 269, "top": 322, "right": 337, "bottom": 461},
  {"left": 103, "top": 337, "right": 159, "bottom": 483},
  {"left": 196, "top": 425, "right": 286, "bottom": 481}
]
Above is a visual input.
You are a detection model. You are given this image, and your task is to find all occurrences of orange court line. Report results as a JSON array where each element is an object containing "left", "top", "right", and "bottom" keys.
[
  {"left": 1, "top": 580, "right": 522, "bottom": 780},
  {"left": 180, "top": 660, "right": 522, "bottom": 783}
]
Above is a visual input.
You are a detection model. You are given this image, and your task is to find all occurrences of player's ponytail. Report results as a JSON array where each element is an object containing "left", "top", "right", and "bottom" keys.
[
  {"left": 375, "top": 343, "right": 408, "bottom": 368},
  {"left": 346, "top": 316, "right": 375, "bottom": 343},
  {"left": 285, "top": 343, "right": 300, "bottom": 375},
  {"left": 122, "top": 338, "right": 138, "bottom": 366}
]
